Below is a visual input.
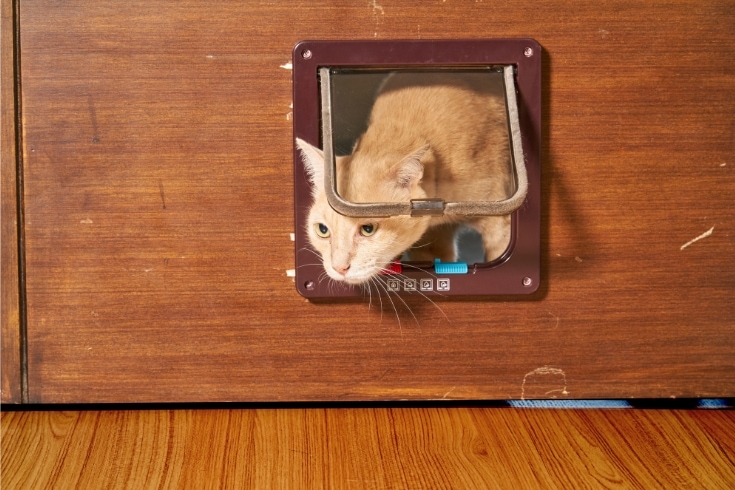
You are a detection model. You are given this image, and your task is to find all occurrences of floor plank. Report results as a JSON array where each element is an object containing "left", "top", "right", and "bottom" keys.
[{"left": 2, "top": 408, "right": 734, "bottom": 488}]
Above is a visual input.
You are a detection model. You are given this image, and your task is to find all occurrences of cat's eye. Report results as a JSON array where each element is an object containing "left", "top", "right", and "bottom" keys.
[
  {"left": 360, "top": 224, "right": 377, "bottom": 237},
  {"left": 314, "top": 223, "right": 330, "bottom": 238}
]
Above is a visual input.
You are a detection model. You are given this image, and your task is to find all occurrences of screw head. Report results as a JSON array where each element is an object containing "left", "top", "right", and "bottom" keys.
[
  {"left": 524, "top": 47, "right": 534, "bottom": 57},
  {"left": 301, "top": 49, "right": 312, "bottom": 60},
  {"left": 522, "top": 276, "right": 533, "bottom": 287},
  {"left": 305, "top": 280, "right": 315, "bottom": 291}
]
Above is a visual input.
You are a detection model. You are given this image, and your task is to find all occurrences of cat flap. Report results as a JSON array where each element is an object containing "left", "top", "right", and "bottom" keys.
[{"left": 319, "top": 65, "right": 528, "bottom": 218}]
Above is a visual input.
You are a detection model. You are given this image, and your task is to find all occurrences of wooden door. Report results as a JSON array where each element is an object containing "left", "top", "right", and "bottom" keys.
[{"left": 3, "top": 0, "right": 733, "bottom": 403}]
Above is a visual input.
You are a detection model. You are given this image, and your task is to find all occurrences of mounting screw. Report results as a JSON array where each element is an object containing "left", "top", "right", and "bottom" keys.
[
  {"left": 301, "top": 49, "right": 312, "bottom": 60},
  {"left": 305, "top": 280, "right": 315, "bottom": 291},
  {"left": 522, "top": 276, "right": 533, "bottom": 287},
  {"left": 524, "top": 47, "right": 534, "bottom": 57}
]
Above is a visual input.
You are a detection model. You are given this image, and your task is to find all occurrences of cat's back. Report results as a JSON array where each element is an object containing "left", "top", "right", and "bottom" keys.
[
  {"left": 366, "top": 72, "right": 507, "bottom": 152},
  {"left": 359, "top": 71, "right": 511, "bottom": 201},
  {"left": 376, "top": 71, "right": 503, "bottom": 113},
  {"left": 377, "top": 71, "right": 504, "bottom": 99}
]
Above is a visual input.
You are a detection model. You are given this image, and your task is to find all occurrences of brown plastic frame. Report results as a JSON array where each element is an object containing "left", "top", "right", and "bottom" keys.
[{"left": 293, "top": 39, "right": 541, "bottom": 298}]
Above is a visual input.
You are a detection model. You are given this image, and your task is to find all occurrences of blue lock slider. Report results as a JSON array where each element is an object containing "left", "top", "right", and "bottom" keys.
[{"left": 434, "top": 258, "right": 468, "bottom": 274}]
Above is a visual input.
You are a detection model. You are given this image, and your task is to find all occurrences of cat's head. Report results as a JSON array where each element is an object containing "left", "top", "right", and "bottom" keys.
[{"left": 296, "top": 138, "right": 431, "bottom": 285}]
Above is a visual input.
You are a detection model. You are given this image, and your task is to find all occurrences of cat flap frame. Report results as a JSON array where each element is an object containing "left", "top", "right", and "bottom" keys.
[{"left": 293, "top": 39, "right": 541, "bottom": 298}]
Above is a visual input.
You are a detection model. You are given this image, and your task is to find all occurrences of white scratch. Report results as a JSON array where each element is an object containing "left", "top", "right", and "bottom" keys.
[
  {"left": 286, "top": 269, "right": 295, "bottom": 277},
  {"left": 371, "top": 0, "right": 384, "bottom": 38},
  {"left": 290, "top": 233, "right": 295, "bottom": 241},
  {"left": 144, "top": 268, "right": 154, "bottom": 273},
  {"left": 280, "top": 61, "right": 293, "bottom": 70},
  {"left": 598, "top": 29, "right": 610, "bottom": 39},
  {"left": 206, "top": 55, "right": 215, "bottom": 59},
  {"left": 575, "top": 256, "right": 583, "bottom": 262},
  {"left": 442, "top": 386, "right": 457, "bottom": 399},
  {"left": 286, "top": 112, "right": 292, "bottom": 120},
  {"left": 680, "top": 226, "right": 714, "bottom": 250},
  {"left": 80, "top": 218, "right": 93, "bottom": 224},
  {"left": 720, "top": 162, "right": 727, "bottom": 167},
  {"left": 548, "top": 311, "right": 560, "bottom": 329},
  {"left": 521, "top": 366, "right": 569, "bottom": 400}
]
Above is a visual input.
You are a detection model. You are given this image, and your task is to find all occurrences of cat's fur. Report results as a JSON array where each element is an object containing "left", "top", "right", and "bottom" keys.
[{"left": 297, "top": 72, "right": 512, "bottom": 285}]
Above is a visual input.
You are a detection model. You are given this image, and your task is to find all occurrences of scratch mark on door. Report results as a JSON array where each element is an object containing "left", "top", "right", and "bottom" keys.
[
  {"left": 371, "top": 0, "right": 384, "bottom": 38},
  {"left": 158, "top": 180, "right": 167, "bottom": 210},
  {"left": 521, "top": 366, "right": 569, "bottom": 400},
  {"left": 680, "top": 226, "right": 714, "bottom": 250}
]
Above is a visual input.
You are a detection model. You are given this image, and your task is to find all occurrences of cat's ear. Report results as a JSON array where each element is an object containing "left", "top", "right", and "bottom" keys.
[
  {"left": 296, "top": 138, "right": 325, "bottom": 193},
  {"left": 392, "top": 144, "right": 428, "bottom": 190}
]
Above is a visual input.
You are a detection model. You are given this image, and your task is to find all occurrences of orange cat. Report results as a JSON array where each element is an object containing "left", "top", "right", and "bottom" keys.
[{"left": 297, "top": 72, "right": 512, "bottom": 285}]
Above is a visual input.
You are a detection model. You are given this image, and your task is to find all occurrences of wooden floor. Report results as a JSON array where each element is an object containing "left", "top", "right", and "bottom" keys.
[{"left": 2, "top": 408, "right": 734, "bottom": 488}]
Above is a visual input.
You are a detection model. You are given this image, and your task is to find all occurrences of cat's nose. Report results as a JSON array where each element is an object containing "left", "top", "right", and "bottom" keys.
[{"left": 334, "top": 264, "right": 351, "bottom": 275}]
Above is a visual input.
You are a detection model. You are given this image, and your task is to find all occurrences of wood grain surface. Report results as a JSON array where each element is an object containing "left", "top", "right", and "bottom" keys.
[
  {"left": 7, "top": 0, "right": 735, "bottom": 402},
  {"left": 1, "top": 0, "right": 21, "bottom": 403},
  {"left": 2, "top": 408, "right": 735, "bottom": 488}
]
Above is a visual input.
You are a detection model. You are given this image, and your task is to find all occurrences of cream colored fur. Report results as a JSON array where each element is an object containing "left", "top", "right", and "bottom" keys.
[{"left": 297, "top": 72, "right": 511, "bottom": 285}]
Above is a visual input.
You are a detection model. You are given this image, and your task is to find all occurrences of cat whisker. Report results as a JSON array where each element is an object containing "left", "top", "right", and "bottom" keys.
[
  {"left": 316, "top": 271, "right": 331, "bottom": 289},
  {"left": 375, "top": 275, "right": 421, "bottom": 329},
  {"left": 396, "top": 262, "right": 452, "bottom": 301},
  {"left": 397, "top": 262, "right": 441, "bottom": 280},
  {"left": 372, "top": 276, "right": 401, "bottom": 336},
  {"left": 361, "top": 280, "right": 377, "bottom": 325},
  {"left": 327, "top": 276, "right": 340, "bottom": 296},
  {"left": 375, "top": 281, "right": 384, "bottom": 326},
  {"left": 366, "top": 282, "right": 374, "bottom": 311},
  {"left": 297, "top": 247, "right": 444, "bottom": 328},
  {"left": 298, "top": 247, "right": 325, "bottom": 261},
  {"left": 372, "top": 272, "right": 428, "bottom": 330},
  {"left": 373, "top": 266, "right": 451, "bottom": 325},
  {"left": 362, "top": 280, "right": 377, "bottom": 314},
  {"left": 407, "top": 240, "right": 438, "bottom": 250},
  {"left": 295, "top": 262, "right": 324, "bottom": 269},
  {"left": 367, "top": 278, "right": 385, "bottom": 326}
]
